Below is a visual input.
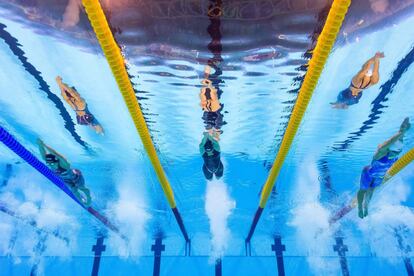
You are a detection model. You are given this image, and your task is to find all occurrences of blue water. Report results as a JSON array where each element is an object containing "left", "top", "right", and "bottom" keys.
[{"left": 1, "top": 1, "right": 414, "bottom": 275}]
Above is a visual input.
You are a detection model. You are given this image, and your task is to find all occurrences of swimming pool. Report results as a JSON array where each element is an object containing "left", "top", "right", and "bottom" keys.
[{"left": 0, "top": 0, "right": 414, "bottom": 275}]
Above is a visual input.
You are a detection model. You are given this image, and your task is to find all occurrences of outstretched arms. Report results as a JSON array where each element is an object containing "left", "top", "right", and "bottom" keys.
[
  {"left": 37, "top": 139, "right": 71, "bottom": 170},
  {"left": 373, "top": 118, "right": 410, "bottom": 160},
  {"left": 56, "top": 76, "right": 83, "bottom": 110},
  {"left": 352, "top": 52, "right": 384, "bottom": 86},
  {"left": 37, "top": 139, "right": 47, "bottom": 160}
]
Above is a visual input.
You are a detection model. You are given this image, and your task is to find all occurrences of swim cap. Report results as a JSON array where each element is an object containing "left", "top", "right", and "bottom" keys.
[
  {"left": 366, "top": 68, "right": 373, "bottom": 77},
  {"left": 205, "top": 140, "right": 214, "bottom": 152},
  {"left": 45, "top": 154, "right": 58, "bottom": 163}
]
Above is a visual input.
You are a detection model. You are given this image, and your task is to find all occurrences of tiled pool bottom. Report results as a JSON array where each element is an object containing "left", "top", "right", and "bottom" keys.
[{"left": 1, "top": 255, "right": 411, "bottom": 275}]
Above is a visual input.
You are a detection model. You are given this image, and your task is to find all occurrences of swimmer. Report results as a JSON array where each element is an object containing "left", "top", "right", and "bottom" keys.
[
  {"left": 357, "top": 118, "right": 410, "bottom": 218},
  {"left": 56, "top": 76, "right": 104, "bottom": 135},
  {"left": 331, "top": 52, "right": 384, "bottom": 109},
  {"left": 200, "top": 65, "right": 223, "bottom": 138},
  {"left": 37, "top": 139, "right": 91, "bottom": 207},
  {"left": 201, "top": 65, "right": 220, "bottom": 100},
  {"left": 200, "top": 131, "right": 224, "bottom": 181}
]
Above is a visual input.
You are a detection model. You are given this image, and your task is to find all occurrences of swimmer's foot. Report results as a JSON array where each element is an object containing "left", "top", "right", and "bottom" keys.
[
  {"left": 363, "top": 208, "right": 368, "bottom": 218},
  {"left": 358, "top": 208, "right": 364, "bottom": 219},
  {"left": 331, "top": 103, "right": 348, "bottom": 109},
  {"left": 94, "top": 125, "right": 105, "bottom": 135}
]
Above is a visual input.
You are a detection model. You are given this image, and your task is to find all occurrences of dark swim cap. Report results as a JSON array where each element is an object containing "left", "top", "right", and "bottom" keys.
[
  {"left": 45, "top": 154, "right": 58, "bottom": 163},
  {"left": 205, "top": 140, "right": 214, "bottom": 152}
]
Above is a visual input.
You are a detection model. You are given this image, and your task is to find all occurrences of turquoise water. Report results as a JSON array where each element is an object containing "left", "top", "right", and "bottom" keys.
[{"left": 0, "top": 1, "right": 414, "bottom": 275}]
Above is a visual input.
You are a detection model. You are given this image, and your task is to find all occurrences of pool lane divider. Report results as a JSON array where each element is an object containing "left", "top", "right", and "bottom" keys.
[
  {"left": 245, "top": 0, "right": 352, "bottom": 245},
  {"left": 329, "top": 146, "right": 414, "bottom": 224},
  {"left": 0, "top": 125, "right": 125, "bottom": 239},
  {"left": 81, "top": 0, "right": 190, "bottom": 245}
]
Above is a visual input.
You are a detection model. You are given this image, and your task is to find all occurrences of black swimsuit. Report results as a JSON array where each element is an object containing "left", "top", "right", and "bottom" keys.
[{"left": 336, "top": 78, "right": 372, "bottom": 106}]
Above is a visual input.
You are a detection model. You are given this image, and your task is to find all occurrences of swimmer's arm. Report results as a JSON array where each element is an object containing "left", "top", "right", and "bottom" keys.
[
  {"left": 41, "top": 143, "right": 71, "bottom": 169},
  {"left": 212, "top": 139, "right": 221, "bottom": 152},
  {"left": 373, "top": 131, "right": 404, "bottom": 160},
  {"left": 204, "top": 65, "right": 211, "bottom": 79},
  {"left": 370, "top": 58, "right": 380, "bottom": 85},
  {"left": 69, "top": 86, "right": 82, "bottom": 101},
  {"left": 353, "top": 58, "right": 375, "bottom": 83},
  {"left": 200, "top": 88, "right": 207, "bottom": 103},
  {"left": 199, "top": 133, "right": 209, "bottom": 155},
  {"left": 56, "top": 156, "right": 71, "bottom": 170},
  {"left": 57, "top": 78, "right": 82, "bottom": 101},
  {"left": 60, "top": 88, "right": 77, "bottom": 110},
  {"left": 57, "top": 79, "right": 79, "bottom": 109},
  {"left": 37, "top": 139, "right": 47, "bottom": 160}
]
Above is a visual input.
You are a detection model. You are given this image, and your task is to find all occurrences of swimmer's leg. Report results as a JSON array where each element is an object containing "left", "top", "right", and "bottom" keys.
[
  {"left": 91, "top": 123, "right": 104, "bottom": 135},
  {"left": 363, "top": 188, "right": 375, "bottom": 217},
  {"left": 331, "top": 102, "right": 349, "bottom": 109},
  {"left": 202, "top": 164, "right": 213, "bottom": 181},
  {"left": 215, "top": 161, "right": 224, "bottom": 180},
  {"left": 88, "top": 115, "right": 104, "bottom": 135},
  {"left": 73, "top": 186, "right": 92, "bottom": 207},
  {"left": 357, "top": 189, "right": 366, "bottom": 219}
]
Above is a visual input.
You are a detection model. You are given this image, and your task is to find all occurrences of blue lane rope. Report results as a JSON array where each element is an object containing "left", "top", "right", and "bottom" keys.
[
  {"left": 0, "top": 125, "right": 127, "bottom": 238},
  {"left": 0, "top": 125, "right": 81, "bottom": 205}
]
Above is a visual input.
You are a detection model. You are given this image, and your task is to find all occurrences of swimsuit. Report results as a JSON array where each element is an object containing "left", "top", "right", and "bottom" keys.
[
  {"left": 335, "top": 79, "right": 372, "bottom": 106},
  {"left": 55, "top": 167, "right": 85, "bottom": 188},
  {"left": 336, "top": 88, "right": 362, "bottom": 106},
  {"left": 360, "top": 154, "right": 398, "bottom": 190},
  {"left": 202, "top": 150, "right": 224, "bottom": 180},
  {"left": 75, "top": 106, "right": 98, "bottom": 126}
]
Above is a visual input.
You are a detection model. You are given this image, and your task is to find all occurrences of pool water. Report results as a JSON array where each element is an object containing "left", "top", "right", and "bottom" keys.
[{"left": 0, "top": 1, "right": 414, "bottom": 275}]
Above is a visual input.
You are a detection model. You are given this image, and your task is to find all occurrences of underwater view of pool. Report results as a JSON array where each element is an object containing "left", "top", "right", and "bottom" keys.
[{"left": 0, "top": 0, "right": 414, "bottom": 275}]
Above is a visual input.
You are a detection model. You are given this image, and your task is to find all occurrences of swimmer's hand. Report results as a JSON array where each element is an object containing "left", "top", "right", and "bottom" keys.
[
  {"left": 375, "top": 52, "right": 385, "bottom": 59},
  {"left": 56, "top": 76, "right": 63, "bottom": 83},
  {"left": 400, "top": 117, "right": 411, "bottom": 132},
  {"left": 36, "top": 138, "right": 44, "bottom": 146}
]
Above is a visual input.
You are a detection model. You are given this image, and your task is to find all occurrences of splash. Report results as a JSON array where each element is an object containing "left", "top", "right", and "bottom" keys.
[
  {"left": 0, "top": 170, "right": 79, "bottom": 264},
  {"left": 205, "top": 179, "right": 235, "bottom": 259},
  {"left": 288, "top": 159, "right": 339, "bottom": 275},
  {"left": 356, "top": 178, "right": 414, "bottom": 259},
  {"left": 106, "top": 172, "right": 150, "bottom": 259}
]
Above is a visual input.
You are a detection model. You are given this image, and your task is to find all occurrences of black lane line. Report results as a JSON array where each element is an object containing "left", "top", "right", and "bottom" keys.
[
  {"left": 151, "top": 237, "right": 165, "bottom": 276},
  {"left": 91, "top": 236, "right": 106, "bottom": 276},
  {"left": 0, "top": 22, "right": 88, "bottom": 148},
  {"left": 333, "top": 45, "right": 414, "bottom": 151},
  {"left": 333, "top": 237, "right": 350, "bottom": 276}
]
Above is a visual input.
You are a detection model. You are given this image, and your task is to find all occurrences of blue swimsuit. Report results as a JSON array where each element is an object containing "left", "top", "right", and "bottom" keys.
[
  {"left": 336, "top": 88, "right": 362, "bottom": 106},
  {"left": 336, "top": 79, "right": 371, "bottom": 106},
  {"left": 360, "top": 154, "right": 398, "bottom": 190}
]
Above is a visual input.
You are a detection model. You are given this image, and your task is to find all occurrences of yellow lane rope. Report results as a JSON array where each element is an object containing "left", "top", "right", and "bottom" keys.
[
  {"left": 259, "top": 0, "right": 352, "bottom": 208},
  {"left": 81, "top": 0, "right": 176, "bottom": 207}
]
